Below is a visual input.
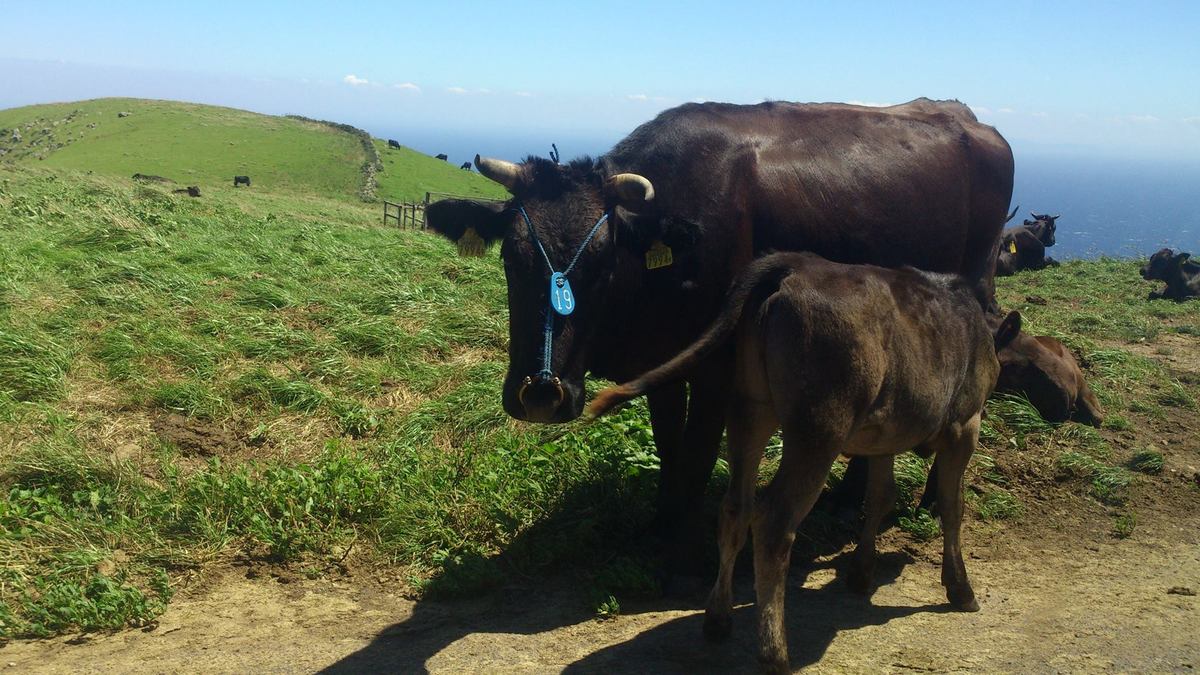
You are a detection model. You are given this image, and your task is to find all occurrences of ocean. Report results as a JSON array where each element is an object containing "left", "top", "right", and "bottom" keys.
[{"left": 381, "top": 127, "right": 1199, "bottom": 261}]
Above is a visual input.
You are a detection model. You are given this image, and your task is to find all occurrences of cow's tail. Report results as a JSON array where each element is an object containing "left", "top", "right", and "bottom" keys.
[{"left": 585, "top": 254, "right": 796, "bottom": 420}]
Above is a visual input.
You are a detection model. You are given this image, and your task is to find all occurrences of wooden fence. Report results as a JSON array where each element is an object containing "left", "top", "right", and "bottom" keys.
[{"left": 383, "top": 200, "right": 425, "bottom": 229}]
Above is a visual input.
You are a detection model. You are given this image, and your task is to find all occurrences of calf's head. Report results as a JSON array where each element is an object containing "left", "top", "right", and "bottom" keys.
[{"left": 425, "top": 155, "right": 655, "bottom": 423}]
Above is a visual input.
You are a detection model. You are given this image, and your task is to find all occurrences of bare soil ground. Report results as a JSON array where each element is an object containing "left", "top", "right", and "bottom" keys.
[{"left": 4, "top": 481, "right": 1197, "bottom": 674}]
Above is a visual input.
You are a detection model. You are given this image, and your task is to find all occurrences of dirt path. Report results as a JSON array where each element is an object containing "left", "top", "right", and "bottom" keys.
[{"left": 5, "top": 503, "right": 1197, "bottom": 674}]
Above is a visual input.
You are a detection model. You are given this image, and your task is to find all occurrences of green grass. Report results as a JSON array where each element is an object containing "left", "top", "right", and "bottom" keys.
[
  {"left": 0, "top": 165, "right": 659, "bottom": 637},
  {"left": 0, "top": 98, "right": 508, "bottom": 206},
  {"left": 1, "top": 151, "right": 1198, "bottom": 638}
]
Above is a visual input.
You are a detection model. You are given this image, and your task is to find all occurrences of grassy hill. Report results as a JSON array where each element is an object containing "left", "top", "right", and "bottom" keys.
[
  {"left": 0, "top": 142, "right": 1197, "bottom": 638},
  {"left": 0, "top": 98, "right": 507, "bottom": 203}
]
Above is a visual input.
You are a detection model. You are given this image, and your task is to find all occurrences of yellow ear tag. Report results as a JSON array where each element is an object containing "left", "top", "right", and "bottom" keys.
[
  {"left": 1008, "top": 241, "right": 1018, "bottom": 254},
  {"left": 457, "top": 227, "right": 486, "bottom": 257},
  {"left": 645, "top": 240, "right": 673, "bottom": 270}
]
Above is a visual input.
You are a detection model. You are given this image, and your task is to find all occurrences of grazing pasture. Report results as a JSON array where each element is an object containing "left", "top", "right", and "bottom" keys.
[{"left": 0, "top": 103, "right": 1197, "bottom": 670}]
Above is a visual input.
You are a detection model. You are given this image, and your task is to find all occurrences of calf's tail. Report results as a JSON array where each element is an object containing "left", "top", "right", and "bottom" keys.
[{"left": 585, "top": 254, "right": 796, "bottom": 419}]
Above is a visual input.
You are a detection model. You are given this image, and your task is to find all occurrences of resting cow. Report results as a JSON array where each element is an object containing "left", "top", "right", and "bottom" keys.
[
  {"left": 1142, "top": 248, "right": 1199, "bottom": 301},
  {"left": 995, "top": 212, "right": 1059, "bottom": 276},
  {"left": 588, "top": 252, "right": 1021, "bottom": 671},
  {"left": 997, "top": 333, "right": 1103, "bottom": 426},
  {"left": 435, "top": 153, "right": 448, "bottom": 161},
  {"left": 424, "top": 98, "right": 1014, "bottom": 582}
]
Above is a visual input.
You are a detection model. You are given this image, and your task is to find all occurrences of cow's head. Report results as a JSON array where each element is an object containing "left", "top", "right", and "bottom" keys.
[
  {"left": 1141, "top": 247, "right": 1186, "bottom": 281},
  {"left": 425, "top": 155, "right": 656, "bottom": 423},
  {"left": 1023, "top": 212, "right": 1059, "bottom": 247}
]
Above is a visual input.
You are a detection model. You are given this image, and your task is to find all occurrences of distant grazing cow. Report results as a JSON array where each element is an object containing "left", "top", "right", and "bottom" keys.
[
  {"left": 131, "top": 173, "right": 173, "bottom": 183},
  {"left": 997, "top": 333, "right": 1103, "bottom": 426},
  {"left": 460, "top": 161, "right": 472, "bottom": 171},
  {"left": 172, "top": 186, "right": 202, "bottom": 198},
  {"left": 1142, "top": 248, "right": 1200, "bottom": 301},
  {"left": 996, "top": 212, "right": 1060, "bottom": 276},
  {"left": 233, "top": 175, "right": 251, "bottom": 187},
  {"left": 388, "top": 139, "right": 401, "bottom": 149},
  {"left": 588, "top": 252, "right": 1022, "bottom": 671},
  {"left": 435, "top": 153, "right": 448, "bottom": 161}
]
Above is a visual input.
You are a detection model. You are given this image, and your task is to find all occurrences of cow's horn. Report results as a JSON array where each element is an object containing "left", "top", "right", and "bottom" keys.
[
  {"left": 607, "top": 173, "right": 655, "bottom": 207},
  {"left": 475, "top": 155, "right": 522, "bottom": 192},
  {"left": 1030, "top": 211, "right": 1038, "bottom": 219},
  {"left": 1052, "top": 214, "right": 1060, "bottom": 220}
]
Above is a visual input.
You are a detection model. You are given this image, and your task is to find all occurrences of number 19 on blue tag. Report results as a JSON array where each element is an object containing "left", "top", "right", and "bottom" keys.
[{"left": 549, "top": 272, "right": 575, "bottom": 316}]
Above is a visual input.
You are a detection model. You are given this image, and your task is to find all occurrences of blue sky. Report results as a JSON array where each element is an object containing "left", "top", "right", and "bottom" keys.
[{"left": 2, "top": 0, "right": 1199, "bottom": 160}]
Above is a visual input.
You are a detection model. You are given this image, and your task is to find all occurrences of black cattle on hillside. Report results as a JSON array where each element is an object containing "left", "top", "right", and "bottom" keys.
[
  {"left": 460, "top": 161, "right": 472, "bottom": 171},
  {"left": 388, "top": 139, "right": 401, "bottom": 149},
  {"left": 425, "top": 98, "right": 1014, "bottom": 580},
  {"left": 233, "top": 175, "right": 251, "bottom": 187},
  {"left": 435, "top": 153, "right": 448, "bottom": 161},
  {"left": 1142, "top": 248, "right": 1200, "bottom": 300},
  {"left": 996, "top": 212, "right": 1059, "bottom": 276}
]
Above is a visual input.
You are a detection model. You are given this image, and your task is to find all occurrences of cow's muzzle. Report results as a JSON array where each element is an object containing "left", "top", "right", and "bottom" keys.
[{"left": 517, "top": 373, "right": 567, "bottom": 422}]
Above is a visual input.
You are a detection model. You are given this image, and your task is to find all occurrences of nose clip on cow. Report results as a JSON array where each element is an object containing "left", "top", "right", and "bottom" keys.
[{"left": 517, "top": 374, "right": 565, "bottom": 420}]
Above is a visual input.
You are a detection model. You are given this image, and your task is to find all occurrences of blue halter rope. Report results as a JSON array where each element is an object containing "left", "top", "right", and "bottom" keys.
[{"left": 518, "top": 205, "right": 610, "bottom": 379}]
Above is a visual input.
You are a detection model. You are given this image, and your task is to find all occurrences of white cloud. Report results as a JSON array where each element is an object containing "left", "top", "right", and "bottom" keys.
[
  {"left": 969, "top": 105, "right": 991, "bottom": 115},
  {"left": 1031, "top": 111, "right": 1048, "bottom": 118},
  {"left": 1127, "top": 114, "right": 1159, "bottom": 123},
  {"left": 393, "top": 82, "right": 421, "bottom": 93},
  {"left": 626, "top": 93, "right": 649, "bottom": 101},
  {"left": 343, "top": 74, "right": 369, "bottom": 86},
  {"left": 514, "top": 91, "right": 534, "bottom": 97},
  {"left": 997, "top": 107, "right": 1015, "bottom": 114},
  {"left": 1184, "top": 116, "right": 1200, "bottom": 126},
  {"left": 478, "top": 88, "right": 492, "bottom": 94},
  {"left": 446, "top": 86, "right": 469, "bottom": 95},
  {"left": 847, "top": 100, "right": 891, "bottom": 108}
]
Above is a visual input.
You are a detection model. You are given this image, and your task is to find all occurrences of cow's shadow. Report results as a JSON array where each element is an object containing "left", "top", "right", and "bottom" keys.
[{"left": 321, "top": 480, "right": 942, "bottom": 674}]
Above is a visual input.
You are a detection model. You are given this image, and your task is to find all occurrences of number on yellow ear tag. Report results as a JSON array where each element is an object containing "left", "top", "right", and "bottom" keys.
[
  {"left": 457, "top": 227, "right": 486, "bottom": 257},
  {"left": 645, "top": 240, "right": 673, "bottom": 270},
  {"left": 1008, "top": 241, "right": 1018, "bottom": 254}
]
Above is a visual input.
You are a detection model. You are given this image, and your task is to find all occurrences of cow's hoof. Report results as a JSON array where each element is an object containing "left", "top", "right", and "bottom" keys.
[
  {"left": 757, "top": 651, "right": 790, "bottom": 674},
  {"left": 947, "top": 587, "right": 980, "bottom": 612},
  {"left": 702, "top": 612, "right": 732, "bottom": 641}
]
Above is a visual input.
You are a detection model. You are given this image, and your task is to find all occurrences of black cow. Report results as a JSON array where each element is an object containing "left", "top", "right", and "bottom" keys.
[
  {"left": 435, "top": 153, "right": 448, "bottom": 161},
  {"left": 233, "top": 175, "right": 251, "bottom": 187},
  {"left": 588, "top": 253, "right": 1022, "bottom": 669},
  {"left": 1142, "top": 248, "right": 1200, "bottom": 300},
  {"left": 460, "top": 161, "right": 472, "bottom": 171},
  {"left": 995, "top": 212, "right": 1059, "bottom": 276},
  {"left": 172, "top": 186, "right": 202, "bottom": 198},
  {"left": 388, "top": 139, "right": 402, "bottom": 149},
  {"left": 424, "top": 98, "right": 1014, "bottom": 579}
]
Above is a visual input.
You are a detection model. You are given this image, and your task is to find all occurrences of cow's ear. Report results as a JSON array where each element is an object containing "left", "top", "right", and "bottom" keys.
[
  {"left": 993, "top": 311, "right": 1022, "bottom": 351},
  {"left": 425, "top": 199, "right": 511, "bottom": 248},
  {"left": 1173, "top": 252, "right": 1192, "bottom": 268}
]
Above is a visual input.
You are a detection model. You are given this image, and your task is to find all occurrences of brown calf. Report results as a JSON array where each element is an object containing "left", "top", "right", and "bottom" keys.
[
  {"left": 589, "top": 252, "right": 1020, "bottom": 672},
  {"left": 998, "top": 333, "right": 1103, "bottom": 426}
]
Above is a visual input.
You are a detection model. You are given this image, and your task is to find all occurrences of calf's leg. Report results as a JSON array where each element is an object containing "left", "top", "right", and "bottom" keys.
[
  {"left": 847, "top": 454, "right": 896, "bottom": 594},
  {"left": 704, "top": 398, "right": 776, "bottom": 640},
  {"left": 752, "top": 438, "right": 841, "bottom": 672},
  {"left": 934, "top": 414, "right": 982, "bottom": 612}
]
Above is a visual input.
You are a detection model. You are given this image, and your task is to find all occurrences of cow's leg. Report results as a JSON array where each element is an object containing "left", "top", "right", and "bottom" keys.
[
  {"left": 916, "top": 456, "right": 941, "bottom": 512},
  {"left": 703, "top": 397, "right": 775, "bottom": 641},
  {"left": 646, "top": 380, "right": 687, "bottom": 539},
  {"left": 847, "top": 454, "right": 896, "bottom": 594},
  {"left": 935, "top": 414, "right": 981, "bottom": 612},
  {"left": 752, "top": 435, "right": 841, "bottom": 672},
  {"left": 828, "top": 455, "right": 868, "bottom": 520}
]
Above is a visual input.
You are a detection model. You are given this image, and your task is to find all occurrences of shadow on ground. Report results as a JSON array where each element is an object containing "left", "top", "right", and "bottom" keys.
[{"left": 321, "top": 477, "right": 942, "bottom": 674}]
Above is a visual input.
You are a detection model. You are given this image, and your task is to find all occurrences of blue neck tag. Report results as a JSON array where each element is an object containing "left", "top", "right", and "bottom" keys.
[{"left": 549, "top": 272, "right": 575, "bottom": 316}]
